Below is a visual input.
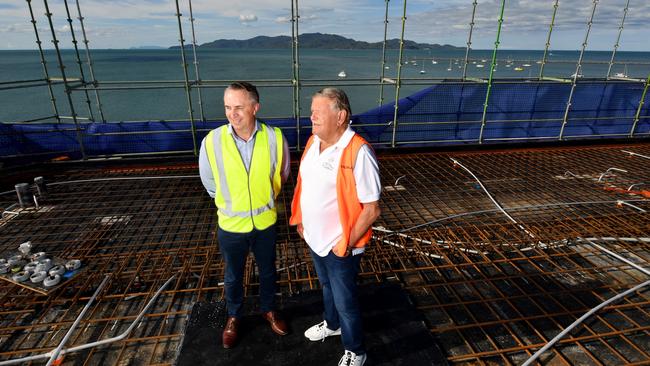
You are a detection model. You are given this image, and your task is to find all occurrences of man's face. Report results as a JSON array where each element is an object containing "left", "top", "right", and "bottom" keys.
[
  {"left": 224, "top": 88, "right": 259, "bottom": 132},
  {"left": 310, "top": 96, "right": 343, "bottom": 142}
]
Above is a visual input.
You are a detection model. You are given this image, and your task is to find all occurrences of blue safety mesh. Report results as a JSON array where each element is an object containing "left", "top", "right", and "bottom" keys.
[{"left": 1, "top": 80, "right": 649, "bottom": 161}]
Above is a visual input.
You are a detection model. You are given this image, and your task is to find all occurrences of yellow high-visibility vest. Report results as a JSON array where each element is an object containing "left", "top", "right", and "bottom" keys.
[{"left": 205, "top": 122, "right": 283, "bottom": 233}]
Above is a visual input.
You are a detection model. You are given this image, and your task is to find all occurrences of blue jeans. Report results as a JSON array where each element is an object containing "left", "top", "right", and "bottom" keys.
[
  {"left": 218, "top": 224, "right": 277, "bottom": 317},
  {"left": 310, "top": 248, "right": 365, "bottom": 355}
]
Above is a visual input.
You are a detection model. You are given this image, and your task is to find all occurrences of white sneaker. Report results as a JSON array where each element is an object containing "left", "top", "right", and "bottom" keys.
[
  {"left": 338, "top": 350, "right": 367, "bottom": 366},
  {"left": 304, "top": 320, "right": 341, "bottom": 341}
]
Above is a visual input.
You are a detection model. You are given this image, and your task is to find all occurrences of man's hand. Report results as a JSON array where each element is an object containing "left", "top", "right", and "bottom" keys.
[{"left": 297, "top": 223, "right": 304, "bottom": 239}]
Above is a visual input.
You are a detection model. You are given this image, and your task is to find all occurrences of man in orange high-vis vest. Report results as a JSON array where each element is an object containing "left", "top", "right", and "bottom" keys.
[{"left": 290, "top": 88, "right": 381, "bottom": 366}]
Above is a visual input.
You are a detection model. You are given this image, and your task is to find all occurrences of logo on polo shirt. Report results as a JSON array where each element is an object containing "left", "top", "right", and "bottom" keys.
[{"left": 322, "top": 157, "right": 335, "bottom": 171}]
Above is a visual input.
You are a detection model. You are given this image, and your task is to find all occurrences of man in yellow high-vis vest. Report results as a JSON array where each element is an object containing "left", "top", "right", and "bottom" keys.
[{"left": 199, "top": 82, "right": 290, "bottom": 349}]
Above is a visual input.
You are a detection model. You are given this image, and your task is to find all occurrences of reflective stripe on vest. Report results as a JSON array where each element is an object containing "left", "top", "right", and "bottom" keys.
[{"left": 205, "top": 122, "right": 283, "bottom": 232}]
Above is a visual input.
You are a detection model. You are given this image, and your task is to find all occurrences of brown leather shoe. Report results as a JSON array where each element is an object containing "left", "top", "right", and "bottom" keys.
[
  {"left": 263, "top": 311, "right": 288, "bottom": 336},
  {"left": 222, "top": 316, "right": 239, "bottom": 349}
]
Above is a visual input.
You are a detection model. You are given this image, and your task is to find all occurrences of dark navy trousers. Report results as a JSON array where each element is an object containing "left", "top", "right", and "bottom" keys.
[
  {"left": 218, "top": 224, "right": 277, "bottom": 317},
  {"left": 310, "top": 248, "right": 365, "bottom": 355}
]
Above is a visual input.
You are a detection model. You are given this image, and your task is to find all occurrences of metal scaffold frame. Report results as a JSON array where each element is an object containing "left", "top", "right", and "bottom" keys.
[{"left": 1, "top": 0, "right": 649, "bottom": 161}]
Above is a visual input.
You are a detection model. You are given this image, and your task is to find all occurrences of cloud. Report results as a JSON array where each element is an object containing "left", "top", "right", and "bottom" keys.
[
  {"left": 0, "top": 0, "right": 647, "bottom": 50},
  {"left": 275, "top": 16, "right": 291, "bottom": 24},
  {"left": 239, "top": 14, "right": 258, "bottom": 23}
]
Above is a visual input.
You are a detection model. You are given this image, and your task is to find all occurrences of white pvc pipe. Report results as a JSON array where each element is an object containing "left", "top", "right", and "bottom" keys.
[
  {"left": 0, "top": 274, "right": 176, "bottom": 366},
  {"left": 450, "top": 157, "right": 537, "bottom": 240},
  {"left": 45, "top": 275, "right": 110, "bottom": 366},
  {"left": 522, "top": 238, "right": 650, "bottom": 366},
  {"left": 522, "top": 279, "right": 650, "bottom": 366},
  {"left": 621, "top": 150, "right": 650, "bottom": 160},
  {"left": 579, "top": 237, "right": 650, "bottom": 276}
]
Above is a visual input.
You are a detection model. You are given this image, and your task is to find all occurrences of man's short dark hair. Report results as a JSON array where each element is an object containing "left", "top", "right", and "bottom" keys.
[
  {"left": 227, "top": 81, "right": 260, "bottom": 103},
  {"left": 313, "top": 87, "right": 351, "bottom": 118}
]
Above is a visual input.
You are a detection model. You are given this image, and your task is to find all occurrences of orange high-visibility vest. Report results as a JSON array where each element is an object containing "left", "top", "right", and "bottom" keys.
[{"left": 290, "top": 133, "right": 373, "bottom": 257}]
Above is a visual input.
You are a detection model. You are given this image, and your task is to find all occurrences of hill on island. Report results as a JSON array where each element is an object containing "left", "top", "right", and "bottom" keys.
[{"left": 169, "top": 32, "right": 461, "bottom": 50}]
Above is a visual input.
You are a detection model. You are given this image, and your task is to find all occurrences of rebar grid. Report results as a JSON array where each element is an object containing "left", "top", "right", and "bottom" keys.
[{"left": 0, "top": 143, "right": 648, "bottom": 365}]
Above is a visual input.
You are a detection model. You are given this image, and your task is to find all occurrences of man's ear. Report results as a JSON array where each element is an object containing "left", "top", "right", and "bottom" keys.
[
  {"left": 337, "top": 110, "right": 346, "bottom": 126},
  {"left": 254, "top": 103, "right": 260, "bottom": 115}
]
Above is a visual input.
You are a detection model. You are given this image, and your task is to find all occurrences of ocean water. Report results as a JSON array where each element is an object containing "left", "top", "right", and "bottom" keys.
[{"left": 1, "top": 48, "right": 649, "bottom": 123}]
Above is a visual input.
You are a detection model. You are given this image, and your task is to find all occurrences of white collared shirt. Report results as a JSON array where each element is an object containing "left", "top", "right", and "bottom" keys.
[{"left": 299, "top": 127, "right": 381, "bottom": 257}]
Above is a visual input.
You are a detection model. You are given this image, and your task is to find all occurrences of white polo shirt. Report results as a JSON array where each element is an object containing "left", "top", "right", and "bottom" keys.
[{"left": 300, "top": 127, "right": 381, "bottom": 257}]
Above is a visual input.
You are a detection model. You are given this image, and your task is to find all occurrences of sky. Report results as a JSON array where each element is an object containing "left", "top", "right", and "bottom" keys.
[{"left": 0, "top": 0, "right": 648, "bottom": 51}]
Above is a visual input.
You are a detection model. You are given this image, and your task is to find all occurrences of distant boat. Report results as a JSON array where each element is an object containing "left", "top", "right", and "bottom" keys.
[
  {"left": 338, "top": 70, "right": 347, "bottom": 78},
  {"left": 476, "top": 64, "right": 484, "bottom": 68},
  {"left": 522, "top": 63, "right": 531, "bottom": 67},
  {"left": 384, "top": 66, "right": 390, "bottom": 70},
  {"left": 514, "top": 67, "right": 524, "bottom": 71},
  {"left": 614, "top": 64, "right": 628, "bottom": 78},
  {"left": 447, "top": 59, "right": 452, "bottom": 71},
  {"left": 571, "top": 72, "right": 583, "bottom": 78},
  {"left": 431, "top": 59, "right": 438, "bottom": 64},
  {"left": 419, "top": 69, "right": 426, "bottom": 74}
]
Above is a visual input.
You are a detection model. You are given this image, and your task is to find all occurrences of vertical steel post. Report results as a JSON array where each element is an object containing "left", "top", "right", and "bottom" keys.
[
  {"left": 539, "top": 0, "right": 559, "bottom": 79},
  {"left": 291, "top": 0, "right": 302, "bottom": 150},
  {"left": 462, "top": 0, "right": 478, "bottom": 80},
  {"left": 478, "top": 0, "right": 506, "bottom": 143},
  {"left": 390, "top": 0, "right": 407, "bottom": 148},
  {"left": 62, "top": 0, "right": 95, "bottom": 122},
  {"left": 559, "top": 0, "right": 599, "bottom": 140},
  {"left": 188, "top": 0, "right": 206, "bottom": 122},
  {"left": 174, "top": 0, "right": 198, "bottom": 155},
  {"left": 606, "top": 0, "right": 629, "bottom": 79},
  {"left": 629, "top": 73, "right": 650, "bottom": 137},
  {"left": 26, "top": 0, "right": 60, "bottom": 123},
  {"left": 43, "top": 0, "right": 86, "bottom": 158},
  {"left": 74, "top": 0, "right": 105, "bottom": 122},
  {"left": 378, "top": 0, "right": 390, "bottom": 107}
]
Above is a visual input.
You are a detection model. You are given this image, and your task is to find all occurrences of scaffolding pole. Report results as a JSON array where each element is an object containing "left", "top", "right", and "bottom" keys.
[
  {"left": 378, "top": 0, "right": 390, "bottom": 107},
  {"left": 390, "top": 0, "right": 408, "bottom": 148},
  {"left": 187, "top": 0, "right": 206, "bottom": 122},
  {"left": 462, "top": 0, "right": 478, "bottom": 80},
  {"left": 42, "top": 0, "right": 86, "bottom": 158},
  {"left": 539, "top": 0, "right": 559, "bottom": 79},
  {"left": 559, "top": 0, "right": 599, "bottom": 140},
  {"left": 174, "top": 0, "right": 198, "bottom": 155},
  {"left": 606, "top": 0, "right": 630, "bottom": 79},
  {"left": 478, "top": 0, "right": 506, "bottom": 143},
  {"left": 25, "top": 0, "right": 60, "bottom": 123},
  {"left": 75, "top": 0, "right": 106, "bottom": 122},
  {"left": 62, "top": 0, "right": 95, "bottom": 122},
  {"left": 629, "top": 72, "right": 650, "bottom": 137},
  {"left": 291, "top": 0, "right": 302, "bottom": 150}
]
